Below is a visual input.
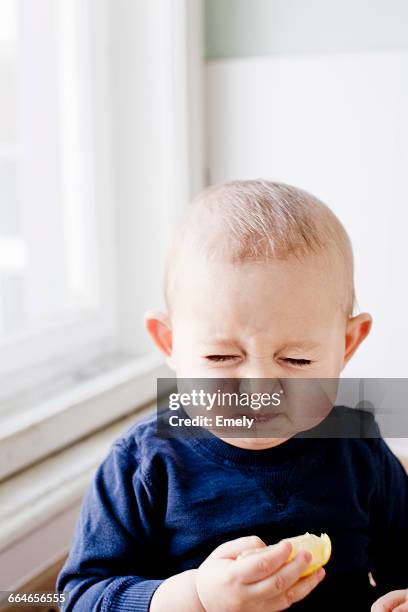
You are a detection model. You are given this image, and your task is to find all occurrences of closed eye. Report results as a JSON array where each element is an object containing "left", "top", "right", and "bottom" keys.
[
  {"left": 205, "top": 355, "right": 239, "bottom": 362},
  {"left": 282, "top": 358, "right": 312, "bottom": 366}
]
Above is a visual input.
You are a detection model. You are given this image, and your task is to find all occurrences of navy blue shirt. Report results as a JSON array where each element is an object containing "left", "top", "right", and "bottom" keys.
[{"left": 57, "top": 409, "right": 408, "bottom": 611}]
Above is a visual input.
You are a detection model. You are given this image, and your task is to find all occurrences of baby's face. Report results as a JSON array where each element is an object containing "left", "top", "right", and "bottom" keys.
[{"left": 150, "top": 252, "right": 371, "bottom": 449}]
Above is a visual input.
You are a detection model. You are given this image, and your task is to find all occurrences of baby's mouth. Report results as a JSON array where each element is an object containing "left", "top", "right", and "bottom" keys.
[{"left": 239, "top": 411, "right": 281, "bottom": 423}]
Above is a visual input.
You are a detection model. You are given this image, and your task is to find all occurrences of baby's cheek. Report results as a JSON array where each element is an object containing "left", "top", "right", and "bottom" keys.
[{"left": 282, "top": 382, "right": 335, "bottom": 429}]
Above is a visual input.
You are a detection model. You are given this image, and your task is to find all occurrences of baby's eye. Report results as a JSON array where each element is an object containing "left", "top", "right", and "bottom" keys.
[
  {"left": 282, "top": 358, "right": 312, "bottom": 367},
  {"left": 205, "top": 355, "right": 238, "bottom": 362}
]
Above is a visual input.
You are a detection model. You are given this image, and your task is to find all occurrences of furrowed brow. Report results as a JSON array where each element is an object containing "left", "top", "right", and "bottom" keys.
[
  {"left": 280, "top": 341, "right": 321, "bottom": 351},
  {"left": 200, "top": 338, "right": 240, "bottom": 349}
]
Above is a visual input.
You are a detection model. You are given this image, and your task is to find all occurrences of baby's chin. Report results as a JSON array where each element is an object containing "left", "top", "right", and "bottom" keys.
[{"left": 219, "top": 436, "right": 290, "bottom": 450}]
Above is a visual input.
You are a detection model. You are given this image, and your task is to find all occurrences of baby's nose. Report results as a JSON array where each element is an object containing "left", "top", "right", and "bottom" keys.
[{"left": 239, "top": 355, "right": 281, "bottom": 381}]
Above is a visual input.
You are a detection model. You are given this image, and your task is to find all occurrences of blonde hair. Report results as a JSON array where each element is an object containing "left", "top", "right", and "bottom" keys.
[{"left": 165, "top": 179, "right": 355, "bottom": 314}]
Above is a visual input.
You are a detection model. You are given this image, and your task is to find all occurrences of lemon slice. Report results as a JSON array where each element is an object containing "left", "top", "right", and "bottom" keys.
[
  {"left": 237, "top": 532, "right": 331, "bottom": 577},
  {"left": 283, "top": 532, "right": 331, "bottom": 577}
]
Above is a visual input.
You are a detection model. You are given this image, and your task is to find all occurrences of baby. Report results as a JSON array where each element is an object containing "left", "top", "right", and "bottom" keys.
[{"left": 57, "top": 180, "right": 408, "bottom": 611}]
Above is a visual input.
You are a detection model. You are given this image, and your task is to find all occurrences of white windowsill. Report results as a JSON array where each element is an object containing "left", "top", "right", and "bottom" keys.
[
  {"left": 0, "top": 405, "right": 155, "bottom": 591},
  {"left": 0, "top": 351, "right": 173, "bottom": 481}
]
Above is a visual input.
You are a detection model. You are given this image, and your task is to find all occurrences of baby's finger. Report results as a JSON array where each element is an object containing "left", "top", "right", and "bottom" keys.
[
  {"left": 234, "top": 541, "right": 292, "bottom": 584},
  {"left": 372, "top": 590, "right": 408, "bottom": 612},
  {"left": 209, "top": 535, "right": 266, "bottom": 560},
  {"left": 268, "top": 568, "right": 325, "bottom": 610},
  {"left": 394, "top": 602, "right": 408, "bottom": 612},
  {"left": 251, "top": 549, "right": 313, "bottom": 596}
]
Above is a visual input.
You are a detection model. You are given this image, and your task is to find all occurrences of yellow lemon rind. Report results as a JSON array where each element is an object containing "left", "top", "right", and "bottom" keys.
[{"left": 284, "top": 532, "right": 332, "bottom": 577}]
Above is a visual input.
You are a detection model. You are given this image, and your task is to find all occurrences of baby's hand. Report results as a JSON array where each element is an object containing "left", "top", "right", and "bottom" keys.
[
  {"left": 372, "top": 589, "right": 408, "bottom": 611},
  {"left": 195, "top": 535, "right": 325, "bottom": 612}
]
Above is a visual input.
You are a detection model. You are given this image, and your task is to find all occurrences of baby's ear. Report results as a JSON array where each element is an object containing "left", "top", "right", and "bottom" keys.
[
  {"left": 145, "top": 310, "right": 173, "bottom": 363},
  {"left": 343, "top": 312, "right": 373, "bottom": 366}
]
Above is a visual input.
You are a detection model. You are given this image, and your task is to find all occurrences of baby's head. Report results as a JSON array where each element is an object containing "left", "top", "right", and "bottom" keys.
[{"left": 147, "top": 180, "right": 372, "bottom": 446}]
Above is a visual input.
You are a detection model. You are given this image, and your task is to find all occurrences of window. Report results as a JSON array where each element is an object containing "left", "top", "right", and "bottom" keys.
[
  {"left": 0, "top": 0, "right": 97, "bottom": 339},
  {"left": 0, "top": 0, "right": 204, "bottom": 480},
  {"left": 0, "top": 0, "right": 116, "bottom": 387},
  {"left": 0, "top": 0, "right": 24, "bottom": 335}
]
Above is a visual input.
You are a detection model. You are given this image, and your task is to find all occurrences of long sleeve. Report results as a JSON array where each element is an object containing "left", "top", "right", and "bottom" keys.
[
  {"left": 56, "top": 441, "right": 165, "bottom": 612},
  {"left": 369, "top": 439, "right": 408, "bottom": 596}
]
